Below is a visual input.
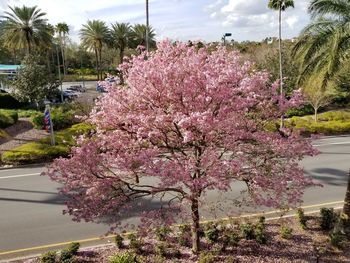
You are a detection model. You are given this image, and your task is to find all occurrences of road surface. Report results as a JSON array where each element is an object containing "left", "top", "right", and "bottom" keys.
[{"left": 0, "top": 135, "right": 349, "bottom": 260}]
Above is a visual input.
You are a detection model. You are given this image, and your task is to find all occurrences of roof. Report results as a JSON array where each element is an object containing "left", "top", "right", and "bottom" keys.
[{"left": 0, "top": 64, "right": 21, "bottom": 71}]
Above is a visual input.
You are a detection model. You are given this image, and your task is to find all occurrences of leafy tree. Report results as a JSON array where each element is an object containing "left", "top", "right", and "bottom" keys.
[
  {"left": 131, "top": 24, "right": 156, "bottom": 50},
  {"left": 110, "top": 22, "right": 132, "bottom": 65},
  {"left": 56, "top": 22, "right": 69, "bottom": 76},
  {"left": 0, "top": 5, "right": 52, "bottom": 54},
  {"left": 11, "top": 55, "right": 59, "bottom": 107},
  {"left": 302, "top": 74, "right": 334, "bottom": 122},
  {"left": 46, "top": 41, "right": 316, "bottom": 254},
  {"left": 293, "top": 0, "right": 350, "bottom": 90},
  {"left": 80, "top": 20, "right": 110, "bottom": 80}
]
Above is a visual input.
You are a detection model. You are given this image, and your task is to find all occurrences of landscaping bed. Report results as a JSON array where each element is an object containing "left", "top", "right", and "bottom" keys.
[{"left": 17, "top": 209, "right": 350, "bottom": 263}]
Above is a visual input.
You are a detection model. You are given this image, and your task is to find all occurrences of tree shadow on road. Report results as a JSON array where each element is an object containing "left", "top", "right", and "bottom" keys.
[{"left": 305, "top": 168, "right": 347, "bottom": 186}]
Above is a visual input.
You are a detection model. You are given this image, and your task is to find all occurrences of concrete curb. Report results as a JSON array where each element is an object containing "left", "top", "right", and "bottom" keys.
[{"left": 0, "top": 163, "right": 48, "bottom": 171}]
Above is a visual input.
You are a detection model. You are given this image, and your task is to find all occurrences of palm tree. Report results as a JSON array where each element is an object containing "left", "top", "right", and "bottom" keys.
[
  {"left": 80, "top": 20, "right": 109, "bottom": 80},
  {"left": 293, "top": 0, "right": 350, "bottom": 91},
  {"left": 268, "top": 0, "right": 294, "bottom": 127},
  {"left": 56, "top": 22, "right": 69, "bottom": 76},
  {"left": 131, "top": 24, "right": 156, "bottom": 50},
  {"left": 0, "top": 5, "right": 52, "bottom": 54},
  {"left": 110, "top": 22, "right": 132, "bottom": 65}
]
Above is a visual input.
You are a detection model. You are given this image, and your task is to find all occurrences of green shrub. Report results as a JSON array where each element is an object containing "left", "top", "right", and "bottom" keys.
[
  {"left": 127, "top": 233, "right": 143, "bottom": 254},
  {"left": 115, "top": 234, "right": 124, "bottom": 249},
  {"left": 155, "top": 242, "right": 167, "bottom": 257},
  {"left": 222, "top": 231, "right": 240, "bottom": 250},
  {"left": 320, "top": 208, "right": 336, "bottom": 230},
  {"left": 155, "top": 226, "right": 172, "bottom": 241},
  {"left": 205, "top": 227, "right": 220, "bottom": 244},
  {"left": 241, "top": 223, "right": 255, "bottom": 240},
  {"left": 0, "top": 93, "right": 22, "bottom": 109},
  {"left": 32, "top": 105, "right": 78, "bottom": 130},
  {"left": 0, "top": 129, "right": 9, "bottom": 140},
  {"left": 329, "top": 231, "right": 345, "bottom": 248},
  {"left": 0, "top": 109, "right": 18, "bottom": 128},
  {"left": 318, "top": 111, "right": 350, "bottom": 121},
  {"left": 286, "top": 104, "right": 314, "bottom": 117},
  {"left": 41, "top": 250, "right": 57, "bottom": 263},
  {"left": 59, "top": 242, "right": 80, "bottom": 262},
  {"left": 198, "top": 252, "right": 215, "bottom": 263},
  {"left": 178, "top": 224, "right": 191, "bottom": 247},
  {"left": 17, "top": 109, "right": 40, "bottom": 118},
  {"left": 280, "top": 225, "right": 293, "bottom": 239},
  {"left": 297, "top": 208, "right": 307, "bottom": 229},
  {"left": 255, "top": 222, "right": 267, "bottom": 244},
  {"left": 109, "top": 252, "right": 138, "bottom": 263},
  {"left": 1, "top": 123, "right": 94, "bottom": 164}
]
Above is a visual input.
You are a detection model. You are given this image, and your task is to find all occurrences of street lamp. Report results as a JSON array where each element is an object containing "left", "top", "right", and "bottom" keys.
[
  {"left": 145, "top": 0, "right": 149, "bottom": 52},
  {"left": 222, "top": 33, "right": 232, "bottom": 45}
]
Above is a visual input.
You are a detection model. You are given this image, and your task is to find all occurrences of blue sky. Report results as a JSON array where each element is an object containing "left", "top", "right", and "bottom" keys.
[{"left": 0, "top": 0, "right": 311, "bottom": 43}]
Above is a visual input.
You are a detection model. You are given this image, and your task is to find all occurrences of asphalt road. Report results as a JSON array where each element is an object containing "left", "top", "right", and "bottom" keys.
[{"left": 0, "top": 135, "right": 349, "bottom": 259}]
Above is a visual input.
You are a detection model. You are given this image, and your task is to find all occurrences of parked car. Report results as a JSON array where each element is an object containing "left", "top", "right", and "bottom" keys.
[{"left": 69, "top": 85, "right": 86, "bottom": 92}]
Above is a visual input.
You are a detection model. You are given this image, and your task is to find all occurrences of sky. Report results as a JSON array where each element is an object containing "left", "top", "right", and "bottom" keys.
[{"left": 0, "top": 0, "right": 312, "bottom": 43}]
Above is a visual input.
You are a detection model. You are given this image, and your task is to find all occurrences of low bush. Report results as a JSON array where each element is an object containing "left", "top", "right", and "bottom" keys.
[
  {"left": 0, "top": 129, "right": 9, "bottom": 140},
  {"left": 0, "top": 109, "right": 18, "bottom": 128},
  {"left": 127, "top": 233, "right": 143, "bottom": 254},
  {"left": 41, "top": 250, "right": 57, "bottom": 263},
  {"left": 177, "top": 224, "right": 191, "bottom": 247},
  {"left": 255, "top": 222, "right": 267, "bottom": 244},
  {"left": 198, "top": 252, "right": 216, "bottom": 263},
  {"left": 17, "top": 109, "right": 40, "bottom": 118},
  {"left": 59, "top": 242, "right": 80, "bottom": 262},
  {"left": 108, "top": 252, "right": 139, "bottom": 263},
  {"left": 155, "top": 226, "right": 172, "bottom": 241},
  {"left": 1, "top": 123, "right": 94, "bottom": 164},
  {"left": 222, "top": 231, "right": 240, "bottom": 251},
  {"left": 329, "top": 231, "right": 345, "bottom": 248},
  {"left": 297, "top": 208, "right": 307, "bottom": 229},
  {"left": 241, "top": 223, "right": 255, "bottom": 240},
  {"left": 320, "top": 208, "right": 336, "bottom": 230},
  {"left": 155, "top": 242, "right": 167, "bottom": 257},
  {"left": 280, "top": 225, "right": 293, "bottom": 239},
  {"left": 0, "top": 93, "right": 22, "bottom": 109},
  {"left": 115, "top": 234, "right": 124, "bottom": 249},
  {"left": 286, "top": 104, "right": 314, "bottom": 117},
  {"left": 32, "top": 105, "right": 79, "bottom": 130},
  {"left": 205, "top": 227, "right": 220, "bottom": 244}
]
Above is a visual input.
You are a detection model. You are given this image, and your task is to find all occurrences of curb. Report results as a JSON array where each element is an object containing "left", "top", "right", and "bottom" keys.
[{"left": 0, "top": 162, "right": 48, "bottom": 171}]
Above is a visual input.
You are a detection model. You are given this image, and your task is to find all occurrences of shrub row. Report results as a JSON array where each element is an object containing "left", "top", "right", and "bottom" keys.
[
  {"left": 1, "top": 123, "right": 94, "bottom": 165},
  {"left": 32, "top": 105, "right": 79, "bottom": 131},
  {"left": 0, "top": 109, "right": 18, "bottom": 128},
  {"left": 41, "top": 242, "right": 80, "bottom": 263}
]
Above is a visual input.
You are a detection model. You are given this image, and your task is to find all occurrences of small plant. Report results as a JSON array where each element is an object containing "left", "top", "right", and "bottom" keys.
[
  {"left": 115, "top": 233, "right": 124, "bottom": 249},
  {"left": 297, "top": 208, "right": 307, "bottom": 229},
  {"left": 258, "top": 216, "right": 266, "bottom": 224},
  {"left": 205, "top": 227, "right": 220, "bottom": 244},
  {"left": 41, "top": 250, "right": 57, "bottom": 263},
  {"left": 241, "top": 223, "right": 255, "bottom": 240},
  {"left": 59, "top": 242, "right": 80, "bottom": 262},
  {"left": 108, "top": 252, "right": 139, "bottom": 263},
  {"left": 127, "top": 233, "right": 143, "bottom": 254},
  {"left": 155, "top": 242, "right": 167, "bottom": 257},
  {"left": 280, "top": 225, "right": 293, "bottom": 239},
  {"left": 222, "top": 231, "right": 240, "bottom": 251},
  {"left": 178, "top": 224, "right": 191, "bottom": 247},
  {"left": 329, "top": 231, "right": 345, "bottom": 249},
  {"left": 155, "top": 226, "right": 172, "bottom": 241},
  {"left": 320, "top": 207, "right": 335, "bottom": 230},
  {"left": 198, "top": 252, "right": 215, "bottom": 263},
  {"left": 255, "top": 222, "right": 267, "bottom": 244}
]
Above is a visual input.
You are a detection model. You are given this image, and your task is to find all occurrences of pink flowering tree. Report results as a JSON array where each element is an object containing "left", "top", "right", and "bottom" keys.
[{"left": 46, "top": 41, "right": 317, "bottom": 253}]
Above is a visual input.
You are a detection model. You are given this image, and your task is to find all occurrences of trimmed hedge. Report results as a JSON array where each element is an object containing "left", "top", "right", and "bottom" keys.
[
  {"left": 286, "top": 110, "right": 350, "bottom": 135},
  {"left": 32, "top": 105, "right": 78, "bottom": 131},
  {"left": 0, "top": 109, "right": 18, "bottom": 128},
  {"left": 0, "top": 93, "right": 22, "bottom": 109},
  {"left": 286, "top": 104, "right": 314, "bottom": 118},
  {"left": 1, "top": 123, "right": 94, "bottom": 165}
]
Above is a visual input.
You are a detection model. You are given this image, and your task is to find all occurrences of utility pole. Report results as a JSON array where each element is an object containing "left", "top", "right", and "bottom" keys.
[{"left": 146, "top": 0, "right": 149, "bottom": 52}]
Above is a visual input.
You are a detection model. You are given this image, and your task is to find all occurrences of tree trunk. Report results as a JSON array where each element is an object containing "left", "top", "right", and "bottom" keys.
[
  {"left": 314, "top": 107, "right": 318, "bottom": 123},
  {"left": 119, "top": 47, "right": 125, "bottom": 85},
  {"left": 343, "top": 169, "right": 350, "bottom": 236},
  {"left": 278, "top": 7, "right": 283, "bottom": 129},
  {"left": 191, "top": 198, "right": 200, "bottom": 254},
  {"left": 94, "top": 48, "right": 99, "bottom": 80},
  {"left": 26, "top": 33, "right": 31, "bottom": 55},
  {"left": 99, "top": 47, "right": 103, "bottom": 80}
]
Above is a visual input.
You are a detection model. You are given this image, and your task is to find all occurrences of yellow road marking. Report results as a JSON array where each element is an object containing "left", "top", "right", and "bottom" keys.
[{"left": 0, "top": 200, "right": 344, "bottom": 256}]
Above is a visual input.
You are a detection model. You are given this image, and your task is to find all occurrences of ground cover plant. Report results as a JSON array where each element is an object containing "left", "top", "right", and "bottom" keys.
[
  {"left": 0, "top": 109, "right": 18, "bottom": 128},
  {"left": 1, "top": 123, "right": 94, "bottom": 164},
  {"left": 46, "top": 41, "right": 318, "bottom": 254}
]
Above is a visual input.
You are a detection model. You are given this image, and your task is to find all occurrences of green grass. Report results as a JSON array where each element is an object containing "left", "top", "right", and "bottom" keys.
[
  {"left": 1, "top": 123, "right": 94, "bottom": 165},
  {"left": 0, "top": 109, "right": 18, "bottom": 128}
]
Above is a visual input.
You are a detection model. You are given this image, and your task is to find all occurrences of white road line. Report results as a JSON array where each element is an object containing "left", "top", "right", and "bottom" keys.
[{"left": 0, "top": 173, "right": 41, "bottom": 179}]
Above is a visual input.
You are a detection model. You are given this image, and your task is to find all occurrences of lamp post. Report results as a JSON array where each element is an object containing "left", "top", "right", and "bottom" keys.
[{"left": 222, "top": 33, "right": 232, "bottom": 45}]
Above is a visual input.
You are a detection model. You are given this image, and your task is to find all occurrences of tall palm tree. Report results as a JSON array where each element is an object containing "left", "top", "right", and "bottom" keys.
[
  {"left": 80, "top": 20, "right": 109, "bottom": 80},
  {"left": 56, "top": 22, "right": 69, "bottom": 76},
  {"left": 268, "top": 0, "right": 294, "bottom": 127},
  {"left": 0, "top": 5, "right": 52, "bottom": 54},
  {"left": 293, "top": 0, "right": 350, "bottom": 91},
  {"left": 131, "top": 24, "right": 156, "bottom": 50},
  {"left": 110, "top": 22, "right": 132, "bottom": 65}
]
